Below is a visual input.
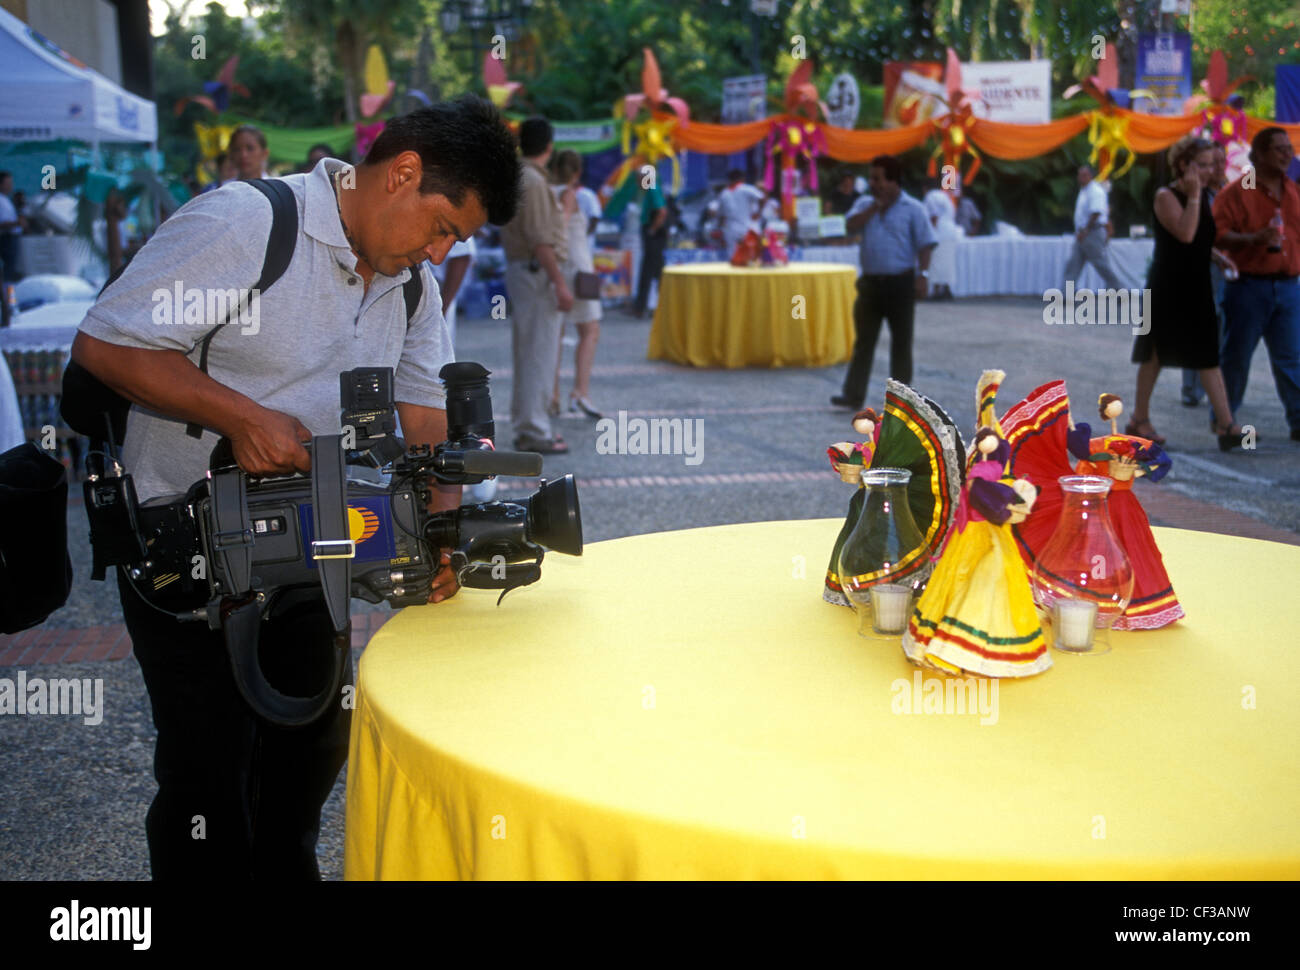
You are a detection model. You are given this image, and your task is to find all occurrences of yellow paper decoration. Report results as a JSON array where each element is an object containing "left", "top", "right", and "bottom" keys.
[
  {"left": 364, "top": 45, "right": 389, "bottom": 96},
  {"left": 1088, "top": 111, "right": 1137, "bottom": 182}
]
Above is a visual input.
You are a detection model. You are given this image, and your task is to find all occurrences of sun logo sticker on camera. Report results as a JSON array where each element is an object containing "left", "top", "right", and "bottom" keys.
[{"left": 347, "top": 505, "right": 380, "bottom": 544}]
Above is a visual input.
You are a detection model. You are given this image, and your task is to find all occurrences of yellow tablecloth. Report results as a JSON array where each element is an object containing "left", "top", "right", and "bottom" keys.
[
  {"left": 647, "top": 262, "right": 856, "bottom": 368},
  {"left": 345, "top": 521, "right": 1300, "bottom": 880}
]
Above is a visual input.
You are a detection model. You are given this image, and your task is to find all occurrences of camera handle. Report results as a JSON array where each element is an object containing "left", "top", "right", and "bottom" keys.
[{"left": 220, "top": 593, "right": 352, "bottom": 729}]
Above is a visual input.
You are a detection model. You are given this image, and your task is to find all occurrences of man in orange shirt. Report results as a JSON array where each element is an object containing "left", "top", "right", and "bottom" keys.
[{"left": 1212, "top": 126, "right": 1300, "bottom": 441}]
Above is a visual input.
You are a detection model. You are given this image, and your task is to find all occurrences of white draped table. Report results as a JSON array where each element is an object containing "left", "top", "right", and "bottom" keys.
[{"left": 719, "top": 237, "right": 1155, "bottom": 298}]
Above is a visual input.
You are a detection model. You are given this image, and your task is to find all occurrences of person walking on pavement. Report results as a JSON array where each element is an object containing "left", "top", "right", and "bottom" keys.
[
  {"left": 1129, "top": 136, "right": 1243, "bottom": 451},
  {"left": 832, "top": 155, "right": 937, "bottom": 410},
  {"left": 1182, "top": 142, "right": 1230, "bottom": 407},
  {"left": 632, "top": 178, "right": 668, "bottom": 319},
  {"left": 1062, "top": 163, "right": 1129, "bottom": 292},
  {"left": 501, "top": 117, "right": 573, "bottom": 453},
  {"left": 549, "top": 150, "right": 604, "bottom": 419},
  {"left": 1212, "top": 126, "right": 1300, "bottom": 443}
]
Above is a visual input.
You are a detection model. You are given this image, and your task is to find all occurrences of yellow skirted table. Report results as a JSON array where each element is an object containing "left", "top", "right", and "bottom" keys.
[
  {"left": 647, "top": 262, "right": 856, "bottom": 367},
  {"left": 344, "top": 521, "right": 1300, "bottom": 880}
]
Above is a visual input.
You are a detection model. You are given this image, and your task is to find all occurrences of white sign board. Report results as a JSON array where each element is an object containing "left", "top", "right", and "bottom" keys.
[
  {"left": 961, "top": 60, "right": 1052, "bottom": 124},
  {"left": 722, "top": 74, "right": 767, "bottom": 124},
  {"left": 826, "top": 73, "right": 860, "bottom": 129}
]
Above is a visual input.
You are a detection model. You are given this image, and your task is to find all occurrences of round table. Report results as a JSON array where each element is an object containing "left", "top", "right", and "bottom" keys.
[
  {"left": 647, "top": 262, "right": 856, "bottom": 368},
  {"left": 344, "top": 520, "right": 1300, "bottom": 880}
]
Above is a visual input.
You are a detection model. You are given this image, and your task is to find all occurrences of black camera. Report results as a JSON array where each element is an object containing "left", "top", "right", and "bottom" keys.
[{"left": 80, "top": 362, "right": 582, "bottom": 725}]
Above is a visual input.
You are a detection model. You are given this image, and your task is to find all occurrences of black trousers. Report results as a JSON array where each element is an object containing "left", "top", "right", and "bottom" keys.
[
  {"left": 841, "top": 271, "right": 916, "bottom": 405},
  {"left": 635, "top": 226, "right": 667, "bottom": 314},
  {"left": 119, "top": 572, "right": 352, "bottom": 880}
]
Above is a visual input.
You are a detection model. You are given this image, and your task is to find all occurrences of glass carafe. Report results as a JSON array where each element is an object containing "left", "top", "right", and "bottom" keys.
[
  {"left": 837, "top": 467, "right": 931, "bottom": 638},
  {"left": 1031, "top": 475, "right": 1134, "bottom": 654}
]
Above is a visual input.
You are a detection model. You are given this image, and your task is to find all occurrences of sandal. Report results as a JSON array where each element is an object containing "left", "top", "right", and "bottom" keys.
[
  {"left": 1213, "top": 423, "right": 1248, "bottom": 452},
  {"left": 569, "top": 394, "right": 604, "bottom": 419},
  {"left": 1124, "top": 419, "right": 1166, "bottom": 445}
]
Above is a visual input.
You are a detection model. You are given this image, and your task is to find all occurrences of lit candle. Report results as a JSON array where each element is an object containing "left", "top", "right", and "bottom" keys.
[
  {"left": 870, "top": 583, "right": 912, "bottom": 635},
  {"left": 1054, "top": 599, "right": 1098, "bottom": 651}
]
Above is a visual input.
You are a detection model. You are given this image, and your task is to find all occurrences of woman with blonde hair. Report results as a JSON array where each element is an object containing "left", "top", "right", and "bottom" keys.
[
  {"left": 1130, "top": 135, "right": 1244, "bottom": 450},
  {"left": 549, "top": 149, "right": 604, "bottom": 417}
]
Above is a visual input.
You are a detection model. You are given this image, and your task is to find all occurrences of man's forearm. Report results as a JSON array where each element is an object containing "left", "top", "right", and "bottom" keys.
[
  {"left": 917, "top": 247, "right": 933, "bottom": 272},
  {"left": 533, "top": 243, "right": 564, "bottom": 288},
  {"left": 1217, "top": 230, "right": 1259, "bottom": 250},
  {"left": 846, "top": 210, "right": 872, "bottom": 232},
  {"left": 70, "top": 331, "right": 263, "bottom": 439},
  {"left": 440, "top": 256, "right": 470, "bottom": 310}
]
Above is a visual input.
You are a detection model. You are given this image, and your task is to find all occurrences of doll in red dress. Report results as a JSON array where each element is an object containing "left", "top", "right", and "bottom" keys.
[{"left": 1004, "top": 383, "right": 1183, "bottom": 630}]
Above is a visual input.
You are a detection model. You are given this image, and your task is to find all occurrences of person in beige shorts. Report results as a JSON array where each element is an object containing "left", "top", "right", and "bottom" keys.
[{"left": 549, "top": 150, "right": 604, "bottom": 418}]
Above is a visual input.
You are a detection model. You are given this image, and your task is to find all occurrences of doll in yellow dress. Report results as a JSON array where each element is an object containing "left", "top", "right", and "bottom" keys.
[{"left": 902, "top": 371, "right": 1050, "bottom": 678}]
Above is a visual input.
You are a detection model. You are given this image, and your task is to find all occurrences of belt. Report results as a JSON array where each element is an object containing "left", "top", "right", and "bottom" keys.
[
  {"left": 1238, "top": 272, "right": 1298, "bottom": 282},
  {"left": 860, "top": 270, "right": 914, "bottom": 283}
]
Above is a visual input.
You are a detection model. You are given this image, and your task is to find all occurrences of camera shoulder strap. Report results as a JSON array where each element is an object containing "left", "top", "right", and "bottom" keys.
[
  {"left": 309, "top": 434, "right": 353, "bottom": 634},
  {"left": 403, "top": 263, "right": 423, "bottom": 329},
  {"left": 185, "top": 178, "right": 300, "bottom": 439}
]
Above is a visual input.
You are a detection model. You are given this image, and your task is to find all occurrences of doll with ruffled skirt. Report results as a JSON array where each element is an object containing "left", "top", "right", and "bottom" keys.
[
  {"left": 823, "top": 408, "right": 880, "bottom": 606},
  {"left": 902, "top": 371, "right": 1051, "bottom": 678},
  {"left": 1004, "top": 385, "right": 1183, "bottom": 630},
  {"left": 823, "top": 381, "right": 965, "bottom": 606}
]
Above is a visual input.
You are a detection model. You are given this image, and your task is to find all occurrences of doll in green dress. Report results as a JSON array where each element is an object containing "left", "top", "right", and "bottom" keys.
[{"left": 824, "top": 380, "right": 965, "bottom": 606}]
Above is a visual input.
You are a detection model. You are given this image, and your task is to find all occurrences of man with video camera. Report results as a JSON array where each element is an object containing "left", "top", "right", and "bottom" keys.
[{"left": 68, "top": 97, "right": 521, "bottom": 879}]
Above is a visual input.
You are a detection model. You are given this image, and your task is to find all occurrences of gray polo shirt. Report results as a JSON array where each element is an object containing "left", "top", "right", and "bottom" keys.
[
  {"left": 847, "top": 191, "right": 938, "bottom": 275},
  {"left": 78, "top": 158, "right": 450, "bottom": 502}
]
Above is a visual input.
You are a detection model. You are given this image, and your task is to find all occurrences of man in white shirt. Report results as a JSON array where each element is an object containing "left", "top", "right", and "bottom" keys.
[
  {"left": 1062, "top": 163, "right": 1128, "bottom": 291},
  {"left": 717, "top": 169, "right": 765, "bottom": 252},
  {"left": 69, "top": 98, "right": 522, "bottom": 879}
]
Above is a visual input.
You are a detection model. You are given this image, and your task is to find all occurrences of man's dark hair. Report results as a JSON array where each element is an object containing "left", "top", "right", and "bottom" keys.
[
  {"left": 365, "top": 96, "right": 522, "bottom": 226},
  {"left": 727, "top": 168, "right": 744, "bottom": 182},
  {"left": 868, "top": 155, "right": 901, "bottom": 183},
  {"left": 308, "top": 142, "right": 333, "bottom": 156},
  {"left": 1250, "top": 125, "right": 1287, "bottom": 166},
  {"left": 518, "top": 117, "right": 553, "bottom": 158},
  {"left": 0, "top": 171, "right": 12, "bottom": 183}
]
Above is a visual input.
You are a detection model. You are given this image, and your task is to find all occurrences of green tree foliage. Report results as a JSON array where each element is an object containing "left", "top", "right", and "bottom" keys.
[{"left": 155, "top": 2, "right": 343, "bottom": 175}]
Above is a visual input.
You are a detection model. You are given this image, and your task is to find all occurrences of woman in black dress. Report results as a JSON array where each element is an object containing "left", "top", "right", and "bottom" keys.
[{"left": 1131, "top": 136, "right": 1245, "bottom": 451}]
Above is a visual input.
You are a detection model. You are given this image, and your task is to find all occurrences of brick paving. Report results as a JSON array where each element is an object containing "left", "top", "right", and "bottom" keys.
[{"left": 0, "top": 611, "right": 393, "bottom": 667}]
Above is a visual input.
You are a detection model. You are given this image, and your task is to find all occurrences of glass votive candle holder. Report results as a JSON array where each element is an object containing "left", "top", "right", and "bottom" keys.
[
  {"left": 1051, "top": 598, "right": 1108, "bottom": 655},
  {"left": 869, "top": 583, "right": 913, "bottom": 637}
]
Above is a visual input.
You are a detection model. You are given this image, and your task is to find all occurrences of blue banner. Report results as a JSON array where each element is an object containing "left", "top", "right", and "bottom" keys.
[
  {"left": 1278, "top": 65, "right": 1300, "bottom": 180},
  {"left": 1135, "top": 33, "right": 1193, "bottom": 116}
]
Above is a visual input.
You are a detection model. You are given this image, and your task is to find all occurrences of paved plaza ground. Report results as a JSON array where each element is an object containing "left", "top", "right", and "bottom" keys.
[{"left": 3, "top": 294, "right": 1296, "bottom": 880}]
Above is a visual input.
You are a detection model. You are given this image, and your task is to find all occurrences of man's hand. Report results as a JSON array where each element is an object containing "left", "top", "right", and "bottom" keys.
[
  {"left": 555, "top": 280, "right": 575, "bottom": 312},
  {"left": 429, "top": 550, "right": 459, "bottom": 604},
  {"left": 914, "top": 274, "right": 928, "bottom": 300},
  {"left": 228, "top": 406, "right": 313, "bottom": 476},
  {"left": 396, "top": 401, "right": 463, "bottom": 605},
  {"left": 846, "top": 200, "right": 880, "bottom": 233},
  {"left": 1256, "top": 224, "right": 1283, "bottom": 248}
]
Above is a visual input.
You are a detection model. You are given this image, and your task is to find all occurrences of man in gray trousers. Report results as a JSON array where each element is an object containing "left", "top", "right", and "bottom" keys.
[
  {"left": 501, "top": 117, "right": 573, "bottom": 453},
  {"left": 1062, "top": 163, "right": 1129, "bottom": 292}
]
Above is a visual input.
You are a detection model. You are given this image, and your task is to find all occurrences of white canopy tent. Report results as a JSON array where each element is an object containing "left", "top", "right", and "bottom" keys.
[{"left": 0, "top": 5, "right": 157, "bottom": 145}]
